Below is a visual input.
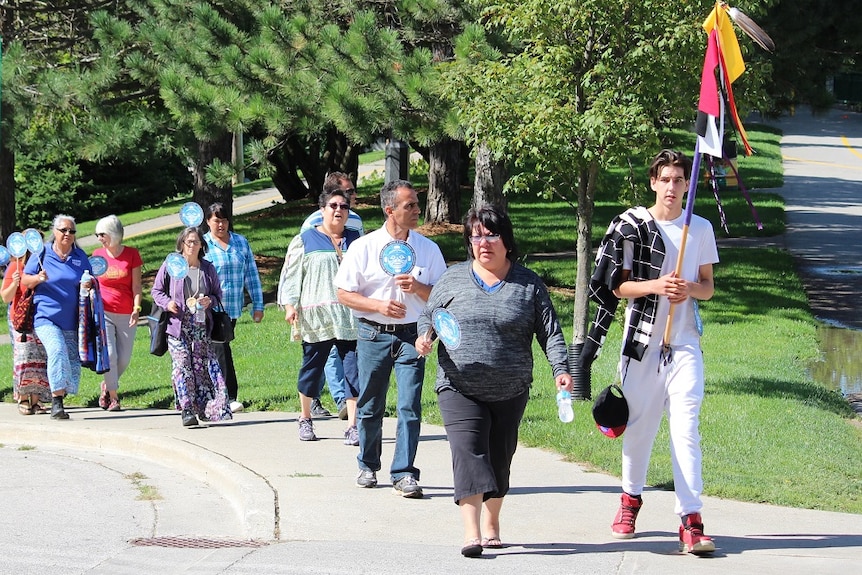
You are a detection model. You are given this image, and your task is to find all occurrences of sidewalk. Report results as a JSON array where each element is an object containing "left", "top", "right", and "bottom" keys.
[{"left": 1, "top": 403, "right": 861, "bottom": 574}]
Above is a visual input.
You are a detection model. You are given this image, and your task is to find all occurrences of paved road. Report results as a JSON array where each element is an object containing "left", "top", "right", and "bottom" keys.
[{"left": 759, "top": 106, "right": 862, "bottom": 329}]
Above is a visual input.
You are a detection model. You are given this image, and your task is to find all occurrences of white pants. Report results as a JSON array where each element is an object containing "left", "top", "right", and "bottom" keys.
[{"left": 620, "top": 343, "right": 704, "bottom": 516}]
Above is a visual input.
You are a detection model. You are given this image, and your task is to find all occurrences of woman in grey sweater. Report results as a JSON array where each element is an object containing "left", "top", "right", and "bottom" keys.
[{"left": 416, "top": 204, "right": 573, "bottom": 558}]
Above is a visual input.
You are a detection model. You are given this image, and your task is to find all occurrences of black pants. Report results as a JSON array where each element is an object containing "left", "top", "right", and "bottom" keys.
[
  {"left": 438, "top": 388, "right": 529, "bottom": 504},
  {"left": 211, "top": 318, "right": 238, "bottom": 400}
]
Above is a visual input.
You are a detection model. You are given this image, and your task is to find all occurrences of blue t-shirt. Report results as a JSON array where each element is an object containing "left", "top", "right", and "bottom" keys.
[{"left": 25, "top": 243, "right": 92, "bottom": 331}]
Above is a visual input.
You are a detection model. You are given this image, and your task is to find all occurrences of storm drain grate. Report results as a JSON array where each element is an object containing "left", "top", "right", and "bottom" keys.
[{"left": 129, "top": 536, "right": 270, "bottom": 549}]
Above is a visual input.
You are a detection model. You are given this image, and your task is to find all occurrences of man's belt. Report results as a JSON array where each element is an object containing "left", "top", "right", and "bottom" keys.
[{"left": 358, "top": 318, "right": 417, "bottom": 333}]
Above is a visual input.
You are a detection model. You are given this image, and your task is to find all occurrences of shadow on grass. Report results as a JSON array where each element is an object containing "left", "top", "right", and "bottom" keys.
[{"left": 711, "top": 376, "right": 853, "bottom": 417}]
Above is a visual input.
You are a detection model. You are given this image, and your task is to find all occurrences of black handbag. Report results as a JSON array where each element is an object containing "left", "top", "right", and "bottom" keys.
[
  {"left": 210, "top": 295, "right": 235, "bottom": 344},
  {"left": 148, "top": 305, "right": 169, "bottom": 356}
]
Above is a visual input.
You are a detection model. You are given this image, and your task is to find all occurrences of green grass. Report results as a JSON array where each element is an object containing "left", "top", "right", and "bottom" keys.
[{"left": 4, "top": 125, "right": 861, "bottom": 513}]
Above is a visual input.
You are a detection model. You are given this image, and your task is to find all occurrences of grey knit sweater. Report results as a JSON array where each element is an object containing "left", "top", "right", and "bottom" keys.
[{"left": 417, "top": 260, "right": 569, "bottom": 402}]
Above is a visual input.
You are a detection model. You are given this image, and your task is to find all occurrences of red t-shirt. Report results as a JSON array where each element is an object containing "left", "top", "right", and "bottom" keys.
[
  {"left": 93, "top": 246, "right": 143, "bottom": 314},
  {"left": 2, "top": 259, "right": 27, "bottom": 296}
]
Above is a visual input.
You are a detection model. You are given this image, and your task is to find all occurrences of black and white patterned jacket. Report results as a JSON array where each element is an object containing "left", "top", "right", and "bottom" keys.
[{"left": 580, "top": 207, "right": 665, "bottom": 368}]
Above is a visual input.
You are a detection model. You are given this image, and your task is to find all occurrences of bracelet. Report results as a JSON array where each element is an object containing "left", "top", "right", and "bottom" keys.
[{"left": 133, "top": 305, "right": 142, "bottom": 313}]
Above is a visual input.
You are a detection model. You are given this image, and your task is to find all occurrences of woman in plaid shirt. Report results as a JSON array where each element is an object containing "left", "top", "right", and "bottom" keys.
[{"left": 203, "top": 203, "right": 265, "bottom": 413}]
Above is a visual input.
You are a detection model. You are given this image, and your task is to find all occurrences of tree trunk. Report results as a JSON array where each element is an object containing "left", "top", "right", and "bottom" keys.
[
  {"left": 0, "top": 142, "right": 15, "bottom": 241},
  {"left": 573, "top": 161, "right": 598, "bottom": 345},
  {"left": 425, "top": 137, "right": 462, "bottom": 224},
  {"left": 193, "top": 131, "right": 234, "bottom": 221},
  {"left": 472, "top": 142, "right": 507, "bottom": 210}
]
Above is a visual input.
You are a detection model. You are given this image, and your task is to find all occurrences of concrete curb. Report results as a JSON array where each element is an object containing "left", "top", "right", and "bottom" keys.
[{"left": 0, "top": 420, "right": 277, "bottom": 541}]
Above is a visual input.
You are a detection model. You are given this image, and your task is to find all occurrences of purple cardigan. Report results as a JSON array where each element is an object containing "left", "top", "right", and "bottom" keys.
[{"left": 151, "top": 257, "right": 223, "bottom": 339}]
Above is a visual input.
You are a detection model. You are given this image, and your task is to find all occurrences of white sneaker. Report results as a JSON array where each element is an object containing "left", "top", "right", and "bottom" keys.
[{"left": 229, "top": 400, "right": 244, "bottom": 413}]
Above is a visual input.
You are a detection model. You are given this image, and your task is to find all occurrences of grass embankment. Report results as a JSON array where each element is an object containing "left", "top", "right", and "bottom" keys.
[{"left": 3, "top": 125, "right": 861, "bottom": 513}]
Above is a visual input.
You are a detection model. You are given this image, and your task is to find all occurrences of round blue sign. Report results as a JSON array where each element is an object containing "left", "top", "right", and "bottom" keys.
[
  {"left": 165, "top": 252, "right": 189, "bottom": 279},
  {"left": 0, "top": 246, "right": 9, "bottom": 267},
  {"left": 379, "top": 241, "right": 416, "bottom": 276},
  {"left": 89, "top": 255, "right": 109, "bottom": 277},
  {"left": 6, "top": 232, "right": 27, "bottom": 258},
  {"left": 180, "top": 202, "right": 204, "bottom": 227},
  {"left": 432, "top": 308, "right": 461, "bottom": 350},
  {"left": 23, "top": 228, "right": 44, "bottom": 254}
]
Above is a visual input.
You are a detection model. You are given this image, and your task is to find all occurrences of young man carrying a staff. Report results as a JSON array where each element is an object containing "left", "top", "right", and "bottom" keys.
[{"left": 583, "top": 149, "right": 719, "bottom": 553}]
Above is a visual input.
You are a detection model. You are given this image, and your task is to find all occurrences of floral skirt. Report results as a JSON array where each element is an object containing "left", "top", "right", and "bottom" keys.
[
  {"left": 9, "top": 318, "right": 50, "bottom": 403},
  {"left": 167, "top": 316, "right": 232, "bottom": 421}
]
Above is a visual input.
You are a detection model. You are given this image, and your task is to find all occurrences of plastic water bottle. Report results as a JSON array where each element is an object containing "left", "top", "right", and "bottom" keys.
[
  {"left": 79, "top": 271, "right": 92, "bottom": 298},
  {"left": 557, "top": 390, "right": 574, "bottom": 423},
  {"left": 195, "top": 300, "right": 206, "bottom": 324}
]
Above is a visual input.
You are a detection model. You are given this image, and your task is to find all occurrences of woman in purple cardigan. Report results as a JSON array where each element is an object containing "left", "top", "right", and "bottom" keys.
[{"left": 151, "top": 227, "right": 232, "bottom": 427}]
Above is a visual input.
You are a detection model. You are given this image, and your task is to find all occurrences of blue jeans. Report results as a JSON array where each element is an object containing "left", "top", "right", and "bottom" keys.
[
  {"left": 355, "top": 321, "right": 425, "bottom": 482},
  {"left": 316, "top": 347, "right": 347, "bottom": 404},
  {"left": 299, "top": 339, "right": 357, "bottom": 398}
]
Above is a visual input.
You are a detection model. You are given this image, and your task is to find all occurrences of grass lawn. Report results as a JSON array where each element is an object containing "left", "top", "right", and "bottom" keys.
[{"left": 3, "top": 126, "right": 861, "bottom": 514}]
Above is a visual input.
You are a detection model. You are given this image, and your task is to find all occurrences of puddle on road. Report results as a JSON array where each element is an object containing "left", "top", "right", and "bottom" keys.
[{"left": 809, "top": 325, "right": 862, "bottom": 397}]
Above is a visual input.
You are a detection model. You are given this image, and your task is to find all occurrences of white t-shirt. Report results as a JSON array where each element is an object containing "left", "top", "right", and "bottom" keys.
[
  {"left": 623, "top": 213, "right": 718, "bottom": 346},
  {"left": 334, "top": 226, "right": 447, "bottom": 324}
]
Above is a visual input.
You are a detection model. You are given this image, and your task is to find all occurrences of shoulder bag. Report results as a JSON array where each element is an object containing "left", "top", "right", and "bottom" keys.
[
  {"left": 148, "top": 305, "right": 169, "bottom": 356},
  {"left": 210, "top": 295, "right": 235, "bottom": 344}
]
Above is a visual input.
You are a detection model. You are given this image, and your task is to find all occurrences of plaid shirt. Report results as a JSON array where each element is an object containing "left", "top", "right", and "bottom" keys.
[
  {"left": 203, "top": 231, "right": 264, "bottom": 319},
  {"left": 581, "top": 207, "right": 665, "bottom": 368}
]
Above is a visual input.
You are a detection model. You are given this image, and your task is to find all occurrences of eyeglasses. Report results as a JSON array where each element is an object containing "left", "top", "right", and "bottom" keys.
[
  {"left": 184, "top": 240, "right": 201, "bottom": 246},
  {"left": 340, "top": 188, "right": 356, "bottom": 196},
  {"left": 327, "top": 202, "right": 350, "bottom": 211},
  {"left": 469, "top": 234, "right": 502, "bottom": 245},
  {"left": 56, "top": 228, "right": 77, "bottom": 235},
  {"left": 95, "top": 232, "right": 107, "bottom": 238}
]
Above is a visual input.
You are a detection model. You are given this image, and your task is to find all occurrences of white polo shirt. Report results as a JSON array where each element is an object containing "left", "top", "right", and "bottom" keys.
[{"left": 334, "top": 226, "right": 447, "bottom": 324}]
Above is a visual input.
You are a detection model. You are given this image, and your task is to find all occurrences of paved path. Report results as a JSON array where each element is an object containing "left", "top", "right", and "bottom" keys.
[
  {"left": 1, "top": 404, "right": 861, "bottom": 575},
  {"left": 759, "top": 106, "right": 862, "bottom": 329},
  {"left": 76, "top": 158, "right": 390, "bottom": 249}
]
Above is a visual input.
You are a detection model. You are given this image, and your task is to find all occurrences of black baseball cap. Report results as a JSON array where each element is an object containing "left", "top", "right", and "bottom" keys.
[{"left": 592, "top": 384, "right": 629, "bottom": 438}]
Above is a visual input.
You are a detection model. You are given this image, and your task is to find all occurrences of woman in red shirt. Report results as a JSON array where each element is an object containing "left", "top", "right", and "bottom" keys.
[
  {"left": 2, "top": 253, "right": 50, "bottom": 414},
  {"left": 92, "top": 215, "right": 143, "bottom": 411}
]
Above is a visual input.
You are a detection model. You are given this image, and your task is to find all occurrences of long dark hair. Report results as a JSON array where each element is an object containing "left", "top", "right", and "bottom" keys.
[{"left": 463, "top": 204, "right": 517, "bottom": 262}]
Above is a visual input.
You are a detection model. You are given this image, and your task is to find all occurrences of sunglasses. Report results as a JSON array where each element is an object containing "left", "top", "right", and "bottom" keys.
[
  {"left": 95, "top": 232, "right": 107, "bottom": 238},
  {"left": 56, "top": 228, "right": 77, "bottom": 235},
  {"left": 328, "top": 202, "right": 350, "bottom": 211}
]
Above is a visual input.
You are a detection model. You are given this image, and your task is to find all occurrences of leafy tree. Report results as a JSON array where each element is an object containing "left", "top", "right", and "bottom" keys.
[
  {"left": 444, "top": 1, "right": 772, "bottom": 358},
  {"left": 762, "top": 0, "right": 862, "bottom": 112}
]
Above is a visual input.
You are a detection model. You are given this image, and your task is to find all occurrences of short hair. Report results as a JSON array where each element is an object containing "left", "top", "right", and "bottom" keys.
[
  {"left": 205, "top": 202, "right": 230, "bottom": 221},
  {"left": 95, "top": 215, "right": 124, "bottom": 244},
  {"left": 648, "top": 149, "right": 692, "bottom": 180},
  {"left": 318, "top": 189, "right": 350, "bottom": 209},
  {"left": 463, "top": 204, "right": 518, "bottom": 262},
  {"left": 323, "top": 172, "right": 354, "bottom": 196},
  {"left": 52, "top": 214, "right": 77, "bottom": 230},
  {"left": 175, "top": 226, "right": 207, "bottom": 257},
  {"left": 380, "top": 179, "right": 415, "bottom": 213}
]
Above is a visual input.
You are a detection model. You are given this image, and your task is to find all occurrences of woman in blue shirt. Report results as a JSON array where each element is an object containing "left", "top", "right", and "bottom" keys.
[{"left": 22, "top": 215, "right": 92, "bottom": 420}]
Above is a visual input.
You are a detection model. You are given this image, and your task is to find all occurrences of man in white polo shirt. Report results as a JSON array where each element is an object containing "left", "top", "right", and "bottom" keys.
[{"left": 335, "top": 179, "right": 446, "bottom": 498}]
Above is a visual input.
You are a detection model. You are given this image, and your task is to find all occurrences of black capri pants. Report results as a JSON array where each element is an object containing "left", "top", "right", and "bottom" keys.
[{"left": 437, "top": 387, "right": 530, "bottom": 504}]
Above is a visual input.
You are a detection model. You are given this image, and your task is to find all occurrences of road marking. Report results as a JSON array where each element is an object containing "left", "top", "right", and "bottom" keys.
[
  {"left": 783, "top": 155, "right": 862, "bottom": 171},
  {"left": 841, "top": 135, "right": 862, "bottom": 160}
]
